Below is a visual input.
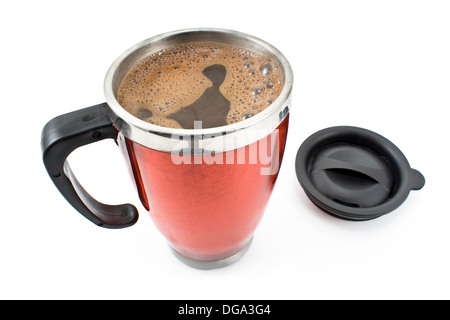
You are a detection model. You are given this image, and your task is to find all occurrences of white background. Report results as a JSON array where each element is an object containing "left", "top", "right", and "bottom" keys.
[{"left": 1, "top": 0, "right": 449, "bottom": 300}]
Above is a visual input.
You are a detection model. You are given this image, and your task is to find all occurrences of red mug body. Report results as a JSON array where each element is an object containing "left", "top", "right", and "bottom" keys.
[{"left": 117, "top": 115, "right": 289, "bottom": 263}]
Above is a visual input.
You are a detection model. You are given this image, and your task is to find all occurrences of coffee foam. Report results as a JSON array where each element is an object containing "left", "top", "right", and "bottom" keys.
[{"left": 117, "top": 41, "right": 284, "bottom": 129}]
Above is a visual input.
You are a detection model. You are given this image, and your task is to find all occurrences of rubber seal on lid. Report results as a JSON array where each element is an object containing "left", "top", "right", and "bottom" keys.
[{"left": 295, "top": 126, "right": 425, "bottom": 221}]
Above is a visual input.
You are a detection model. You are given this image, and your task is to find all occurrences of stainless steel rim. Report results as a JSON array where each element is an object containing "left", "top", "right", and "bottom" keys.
[{"left": 104, "top": 28, "right": 293, "bottom": 153}]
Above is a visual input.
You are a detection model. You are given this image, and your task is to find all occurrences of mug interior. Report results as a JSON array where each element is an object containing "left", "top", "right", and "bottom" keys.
[{"left": 104, "top": 28, "right": 293, "bottom": 153}]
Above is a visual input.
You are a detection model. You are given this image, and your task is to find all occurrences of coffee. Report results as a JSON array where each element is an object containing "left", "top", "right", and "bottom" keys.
[{"left": 117, "top": 41, "right": 284, "bottom": 129}]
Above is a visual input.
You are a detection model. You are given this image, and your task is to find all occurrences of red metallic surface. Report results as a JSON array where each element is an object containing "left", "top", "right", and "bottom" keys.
[{"left": 118, "top": 115, "right": 289, "bottom": 261}]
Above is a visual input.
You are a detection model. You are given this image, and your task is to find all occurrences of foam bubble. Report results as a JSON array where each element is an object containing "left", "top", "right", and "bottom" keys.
[
  {"left": 260, "top": 60, "right": 274, "bottom": 76},
  {"left": 263, "top": 78, "right": 274, "bottom": 88},
  {"left": 252, "top": 85, "right": 265, "bottom": 96},
  {"left": 242, "top": 111, "right": 254, "bottom": 120}
]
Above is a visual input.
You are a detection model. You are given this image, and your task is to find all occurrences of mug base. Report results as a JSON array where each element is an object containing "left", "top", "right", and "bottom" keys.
[{"left": 170, "top": 237, "right": 254, "bottom": 270}]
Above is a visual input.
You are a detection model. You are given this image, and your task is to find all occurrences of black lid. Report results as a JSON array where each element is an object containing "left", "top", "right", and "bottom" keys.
[{"left": 295, "top": 126, "right": 425, "bottom": 221}]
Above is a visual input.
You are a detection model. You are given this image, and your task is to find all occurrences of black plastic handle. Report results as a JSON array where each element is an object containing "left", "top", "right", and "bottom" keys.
[{"left": 41, "top": 103, "right": 138, "bottom": 228}]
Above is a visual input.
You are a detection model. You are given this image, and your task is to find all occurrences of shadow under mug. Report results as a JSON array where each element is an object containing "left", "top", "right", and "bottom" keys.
[{"left": 41, "top": 28, "right": 293, "bottom": 269}]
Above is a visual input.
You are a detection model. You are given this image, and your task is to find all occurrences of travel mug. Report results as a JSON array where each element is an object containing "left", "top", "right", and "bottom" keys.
[{"left": 41, "top": 29, "right": 293, "bottom": 269}]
